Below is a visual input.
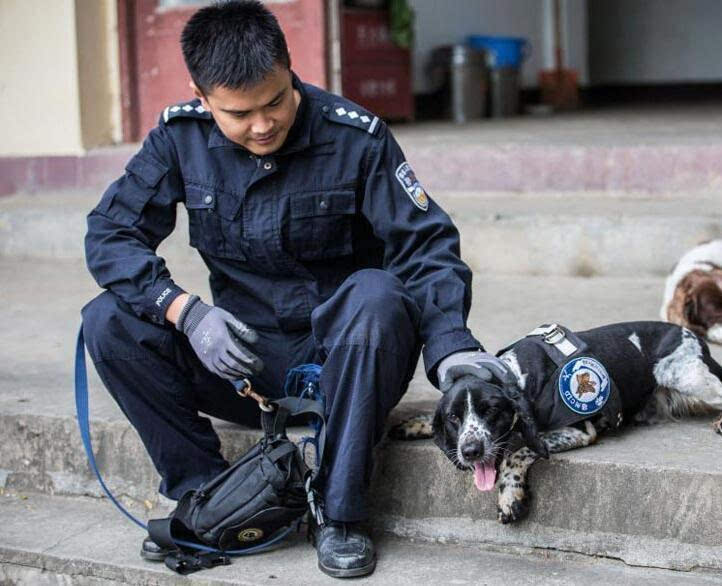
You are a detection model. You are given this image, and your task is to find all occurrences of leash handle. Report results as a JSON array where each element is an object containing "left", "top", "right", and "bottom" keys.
[{"left": 75, "top": 326, "right": 148, "bottom": 530}]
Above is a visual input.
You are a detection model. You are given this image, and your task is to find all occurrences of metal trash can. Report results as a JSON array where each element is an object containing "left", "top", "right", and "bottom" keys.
[
  {"left": 488, "top": 67, "right": 520, "bottom": 117},
  {"left": 429, "top": 44, "right": 487, "bottom": 123},
  {"left": 467, "top": 35, "right": 529, "bottom": 118}
]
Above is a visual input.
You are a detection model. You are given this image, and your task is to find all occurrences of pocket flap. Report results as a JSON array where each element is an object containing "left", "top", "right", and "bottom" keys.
[
  {"left": 185, "top": 184, "right": 216, "bottom": 210},
  {"left": 290, "top": 190, "right": 356, "bottom": 219},
  {"left": 185, "top": 183, "right": 242, "bottom": 219},
  {"left": 125, "top": 154, "right": 169, "bottom": 188}
]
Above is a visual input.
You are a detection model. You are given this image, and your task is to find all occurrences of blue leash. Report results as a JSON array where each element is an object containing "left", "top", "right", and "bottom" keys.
[{"left": 74, "top": 326, "right": 292, "bottom": 555}]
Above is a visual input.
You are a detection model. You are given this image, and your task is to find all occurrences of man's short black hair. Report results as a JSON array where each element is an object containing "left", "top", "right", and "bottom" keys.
[{"left": 181, "top": 0, "right": 291, "bottom": 93}]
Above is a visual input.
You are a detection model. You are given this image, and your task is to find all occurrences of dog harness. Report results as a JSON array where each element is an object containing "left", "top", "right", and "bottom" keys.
[{"left": 498, "top": 324, "right": 625, "bottom": 430}]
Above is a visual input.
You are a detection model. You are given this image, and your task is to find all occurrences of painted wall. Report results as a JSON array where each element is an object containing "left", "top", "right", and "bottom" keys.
[
  {"left": 589, "top": 0, "right": 722, "bottom": 84},
  {"left": 0, "top": 0, "right": 120, "bottom": 157},
  {"left": 76, "top": 0, "right": 123, "bottom": 148},
  {"left": 408, "top": 0, "right": 589, "bottom": 93},
  {"left": 0, "top": 1, "right": 84, "bottom": 156}
]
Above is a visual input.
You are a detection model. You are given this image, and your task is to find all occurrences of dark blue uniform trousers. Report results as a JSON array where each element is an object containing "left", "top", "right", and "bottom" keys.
[{"left": 82, "top": 269, "right": 422, "bottom": 522}]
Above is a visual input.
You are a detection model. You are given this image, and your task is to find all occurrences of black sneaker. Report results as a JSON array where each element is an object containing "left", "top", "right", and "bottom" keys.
[
  {"left": 140, "top": 536, "right": 174, "bottom": 561},
  {"left": 310, "top": 520, "right": 376, "bottom": 578}
]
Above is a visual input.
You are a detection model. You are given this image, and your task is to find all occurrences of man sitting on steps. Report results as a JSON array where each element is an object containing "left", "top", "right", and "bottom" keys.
[{"left": 81, "top": 0, "right": 509, "bottom": 578}]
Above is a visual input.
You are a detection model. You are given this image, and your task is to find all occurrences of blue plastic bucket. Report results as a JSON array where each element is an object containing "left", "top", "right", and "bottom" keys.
[{"left": 467, "top": 35, "right": 530, "bottom": 69}]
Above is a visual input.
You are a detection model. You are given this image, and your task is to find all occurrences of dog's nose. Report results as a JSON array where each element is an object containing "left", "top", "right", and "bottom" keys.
[{"left": 461, "top": 442, "right": 482, "bottom": 461}]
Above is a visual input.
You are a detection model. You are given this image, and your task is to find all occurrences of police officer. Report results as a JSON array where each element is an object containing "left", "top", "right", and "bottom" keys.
[{"left": 82, "top": 0, "right": 509, "bottom": 578}]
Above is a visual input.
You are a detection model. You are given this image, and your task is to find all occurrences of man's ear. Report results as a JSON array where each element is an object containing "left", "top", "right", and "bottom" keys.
[
  {"left": 189, "top": 80, "right": 211, "bottom": 111},
  {"left": 503, "top": 382, "right": 549, "bottom": 458}
]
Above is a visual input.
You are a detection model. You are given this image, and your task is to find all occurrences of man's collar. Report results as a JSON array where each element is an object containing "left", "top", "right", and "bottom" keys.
[{"left": 207, "top": 71, "right": 313, "bottom": 154}]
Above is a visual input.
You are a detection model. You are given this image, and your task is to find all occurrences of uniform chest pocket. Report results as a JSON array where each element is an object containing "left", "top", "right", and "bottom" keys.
[
  {"left": 287, "top": 190, "right": 356, "bottom": 260},
  {"left": 185, "top": 183, "right": 246, "bottom": 260}
]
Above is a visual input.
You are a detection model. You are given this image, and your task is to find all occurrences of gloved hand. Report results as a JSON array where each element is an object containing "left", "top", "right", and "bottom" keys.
[
  {"left": 177, "top": 295, "right": 264, "bottom": 380},
  {"left": 436, "top": 349, "right": 511, "bottom": 393}
]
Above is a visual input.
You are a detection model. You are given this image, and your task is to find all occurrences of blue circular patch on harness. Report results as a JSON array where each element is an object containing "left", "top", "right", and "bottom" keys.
[{"left": 558, "top": 356, "right": 610, "bottom": 415}]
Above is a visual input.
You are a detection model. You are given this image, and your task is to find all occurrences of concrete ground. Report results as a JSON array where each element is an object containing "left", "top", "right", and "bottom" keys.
[{"left": 2, "top": 492, "right": 721, "bottom": 586}]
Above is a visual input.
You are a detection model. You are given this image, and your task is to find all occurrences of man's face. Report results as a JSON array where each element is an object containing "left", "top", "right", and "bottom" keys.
[{"left": 192, "top": 65, "right": 300, "bottom": 156}]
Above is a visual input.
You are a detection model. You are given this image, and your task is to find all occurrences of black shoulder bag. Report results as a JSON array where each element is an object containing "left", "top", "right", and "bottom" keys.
[{"left": 75, "top": 327, "right": 326, "bottom": 575}]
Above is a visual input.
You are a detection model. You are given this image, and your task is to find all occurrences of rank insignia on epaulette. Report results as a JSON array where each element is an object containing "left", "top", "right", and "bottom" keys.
[
  {"left": 163, "top": 101, "right": 212, "bottom": 123},
  {"left": 324, "top": 103, "right": 380, "bottom": 135}
]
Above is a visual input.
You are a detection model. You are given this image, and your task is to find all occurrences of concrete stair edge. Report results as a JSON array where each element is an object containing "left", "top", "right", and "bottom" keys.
[
  {"left": 1, "top": 191, "right": 719, "bottom": 277},
  {"left": 3, "top": 493, "right": 721, "bottom": 586},
  {"left": 2, "top": 408, "right": 721, "bottom": 572}
]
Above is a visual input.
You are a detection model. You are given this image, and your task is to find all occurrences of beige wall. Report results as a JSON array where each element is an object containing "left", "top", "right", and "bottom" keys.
[
  {"left": 0, "top": 0, "right": 120, "bottom": 157},
  {"left": 76, "top": 0, "right": 122, "bottom": 149}
]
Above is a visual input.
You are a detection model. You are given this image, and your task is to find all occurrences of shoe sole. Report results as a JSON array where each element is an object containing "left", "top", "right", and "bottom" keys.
[
  {"left": 140, "top": 549, "right": 168, "bottom": 562},
  {"left": 318, "top": 556, "right": 377, "bottom": 578}
]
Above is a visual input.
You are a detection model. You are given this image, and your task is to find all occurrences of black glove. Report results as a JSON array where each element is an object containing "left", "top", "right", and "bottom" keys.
[{"left": 177, "top": 295, "right": 264, "bottom": 380}]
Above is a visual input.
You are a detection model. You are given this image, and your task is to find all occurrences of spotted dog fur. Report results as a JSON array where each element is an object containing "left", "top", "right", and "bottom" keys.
[
  {"left": 389, "top": 414, "right": 433, "bottom": 440},
  {"left": 496, "top": 421, "right": 597, "bottom": 523},
  {"left": 391, "top": 322, "right": 722, "bottom": 524}
]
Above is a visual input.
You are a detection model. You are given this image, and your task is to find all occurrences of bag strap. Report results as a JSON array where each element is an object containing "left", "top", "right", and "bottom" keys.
[{"left": 164, "top": 550, "right": 231, "bottom": 575}]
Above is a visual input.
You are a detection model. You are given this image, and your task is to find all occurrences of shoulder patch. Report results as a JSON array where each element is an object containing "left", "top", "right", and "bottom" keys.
[
  {"left": 322, "top": 102, "right": 381, "bottom": 135},
  {"left": 162, "top": 100, "right": 212, "bottom": 124},
  {"left": 395, "top": 162, "right": 429, "bottom": 211}
]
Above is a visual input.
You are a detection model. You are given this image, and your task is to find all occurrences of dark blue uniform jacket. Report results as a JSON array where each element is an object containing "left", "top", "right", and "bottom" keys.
[{"left": 85, "top": 74, "right": 482, "bottom": 385}]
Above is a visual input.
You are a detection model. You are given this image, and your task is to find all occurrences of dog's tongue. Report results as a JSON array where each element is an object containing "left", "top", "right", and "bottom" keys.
[{"left": 473, "top": 462, "right": 497, "bottom": 491}]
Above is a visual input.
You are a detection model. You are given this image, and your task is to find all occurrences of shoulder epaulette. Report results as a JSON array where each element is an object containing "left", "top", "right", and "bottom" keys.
[
  {"left": 322, "top": 102, "right": 382, "bottom": 136},
  {"left": 162, "top": 100, "right": 212, "bottom": 124}
]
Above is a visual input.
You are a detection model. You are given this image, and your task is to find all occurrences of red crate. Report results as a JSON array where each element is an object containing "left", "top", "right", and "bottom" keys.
[
  {"left": 341, "top": 8, "right": 414, "bottom": 120},
  {"left": 341, "top": 62, "right": 413, "bottom": 121},
  {"left": 341, "top": 8, "right": 407, "bottom": 62}
]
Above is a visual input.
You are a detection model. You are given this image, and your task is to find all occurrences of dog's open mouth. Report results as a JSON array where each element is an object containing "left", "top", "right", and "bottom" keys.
[{"left": 473, "top": 460, "right": 497, "bottom": 491}]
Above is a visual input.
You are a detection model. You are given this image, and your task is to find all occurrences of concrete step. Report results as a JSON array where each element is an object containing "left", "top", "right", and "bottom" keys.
[
  {"left": 1, "top": 190, "right": 719, "bottom": 277},
  {"left": 4, "top": 494, "right": 720, "bottom": 586},
  {"left": 3, "top": 258, "right": 722, "bottom": 572},
  {"left": 5, "top": 105, "right": 722, "bottom": 196}
]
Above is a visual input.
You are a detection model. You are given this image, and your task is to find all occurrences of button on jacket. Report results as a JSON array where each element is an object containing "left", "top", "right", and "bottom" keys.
[{"left": 85, "top": 74, "right": 482, "bottom": 384}]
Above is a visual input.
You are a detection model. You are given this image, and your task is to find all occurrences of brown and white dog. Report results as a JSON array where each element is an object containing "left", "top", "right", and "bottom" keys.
[{"left": 661, "top": 240, "right": 722, "bottom": 344}]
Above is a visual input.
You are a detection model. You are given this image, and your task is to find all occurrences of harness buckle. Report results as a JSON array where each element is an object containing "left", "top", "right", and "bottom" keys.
[{"left": 542, "top": 325, "right": 566, "bottom": 346}]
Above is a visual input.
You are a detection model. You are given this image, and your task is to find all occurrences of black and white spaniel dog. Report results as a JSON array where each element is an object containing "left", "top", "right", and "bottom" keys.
[{"left": 392, "top": 321, "right": 722, "bottom": 524}]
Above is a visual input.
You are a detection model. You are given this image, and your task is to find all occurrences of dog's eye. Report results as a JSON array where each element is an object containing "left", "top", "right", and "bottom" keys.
[{"left": 447, "top": 413, "right": 460, "bottom": 425}]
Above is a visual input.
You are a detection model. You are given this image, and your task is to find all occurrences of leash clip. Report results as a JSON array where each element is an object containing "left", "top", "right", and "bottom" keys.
[
  {"left": 305, "top": 475, "right": 325, "bottom": 528},
  {"left": 235, "top": 378, "right": 274, "bottom": 412}
]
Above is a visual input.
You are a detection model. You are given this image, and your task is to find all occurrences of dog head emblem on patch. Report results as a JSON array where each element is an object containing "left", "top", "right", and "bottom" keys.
[
  {"left": 395, "top": 162, "right": 428, "bottom": 211},
  {"left": 558, "top": 357, "right": 610, "bottom": 415}
]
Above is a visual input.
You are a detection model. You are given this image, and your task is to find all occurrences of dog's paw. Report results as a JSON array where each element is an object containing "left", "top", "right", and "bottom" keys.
[
  {"left": 713, "top": 414, "right": 722, "bottom": 436},
  {"left": 388, "top": 414, "right": 433, "bottom": 440},
  {"left": 496, "top": 484, "right": 530, "bottom": 524}
]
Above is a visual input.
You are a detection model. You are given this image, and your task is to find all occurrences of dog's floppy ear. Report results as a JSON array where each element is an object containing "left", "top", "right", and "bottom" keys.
[
  {"left": 432, "top": 394, "right": 450, "bottom": 452},
  {"left": 432, "top": 393, "right": 466, "bottom": 470},
  {"left": 431, "top": 403, "right": 446, "bottom": 451},
  {"left": 503, "top": 382, "right": 549, "bottom": 459}
]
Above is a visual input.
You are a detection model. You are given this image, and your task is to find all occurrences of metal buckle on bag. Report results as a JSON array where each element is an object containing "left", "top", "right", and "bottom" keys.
[
  {"left": 305, "top": 475, "right": 325, "bottom": 528},
  {"left": 235, "top": 378, "right": 274, "bottom": 412}
]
